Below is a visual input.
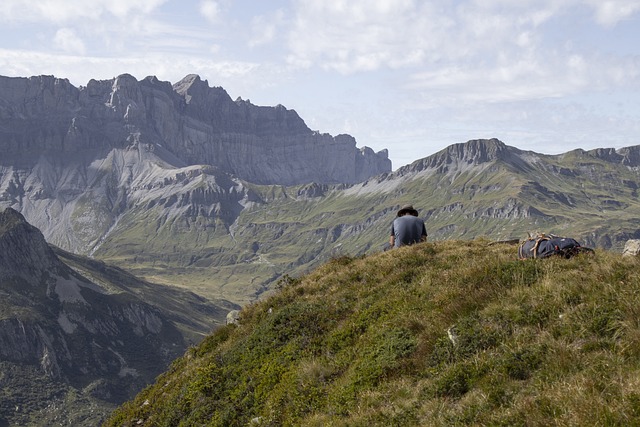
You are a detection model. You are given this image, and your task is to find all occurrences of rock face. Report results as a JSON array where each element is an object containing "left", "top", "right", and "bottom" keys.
[
  {"left": 623, "top": 239, "right": 640, "bottom": 257},
  {"left": 0, "top": 74, "right": 391, "bottom": 185},
  {"left": 0, "top": 207, "right": 228, "bottom": 425},
  {"left": 0, "top": 73, "right": 390, "bottom": 259},
  {"left": 0, "top": 207, "right": 60, "bottom": 278},
  {"left": 0, "top": 207, "right": 182, "bottom": 378}
]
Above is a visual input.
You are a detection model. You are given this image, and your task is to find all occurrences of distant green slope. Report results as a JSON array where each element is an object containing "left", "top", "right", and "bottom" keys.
[
  {"left": 104, "top": 240, "right": 640, "bottom": 426},
  {"left": 94, "top": 140, "right": 640, "bottom": 307}
]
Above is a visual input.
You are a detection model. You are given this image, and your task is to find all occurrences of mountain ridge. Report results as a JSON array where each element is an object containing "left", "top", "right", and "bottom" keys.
[
  {"left": 0, "top": 208, "right": 234, "bottom": 426},
  {"left": 0, "top": 73, "right": 391, "bottom": 185},
  {"left": 2, "top": 134, "right": 639, "bottom": 309},
  {"left": 399, "top": 138, "right": 640, "bottom": 177},
  {"left": 1, "top": 74, "right": 639, "bottom": 308}
]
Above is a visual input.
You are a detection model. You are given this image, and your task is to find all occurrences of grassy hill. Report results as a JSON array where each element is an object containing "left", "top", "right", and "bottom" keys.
[{"left": 104, "top": 239, "right": 640, "bottom": 426}]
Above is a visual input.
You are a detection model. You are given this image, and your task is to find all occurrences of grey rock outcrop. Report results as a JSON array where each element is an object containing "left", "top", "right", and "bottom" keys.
[
  {"left": 0, "top": 207, "right": 60, "bottom": 278},
  {"left": 622, "top": 239, "right": 640, "bottom": 257},
  {"left": 0, "top": 208, "right": 184, "bottom": 386},
  {"left": 226, "top": 309, "right": 240, "bottom": 325},
  {"left": 0, "top": 207, "right": 232, "bottom": 425},
  {"left": 0, "top": 73, "right": 391, "bottom": 185},
  {"left": 588, "top": 146, "right": 640, "bottom": 167}
]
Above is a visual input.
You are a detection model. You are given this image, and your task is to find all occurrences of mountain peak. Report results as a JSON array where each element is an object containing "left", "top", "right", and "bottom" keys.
[
  {"left": 0, "top": 73, "right": 390, "bottom": 185},
  {"left": 173, "top": 73, "right": 212, "bottom": 98},
  {"left": 179, "top": 73, "right": 203, "bottom": 85},
  {"left": 0, "top": 207, "right": 26, "bottom": 233},
  {"left": 444, "top": 138, "right": 510, "bottom": 163},
  {"left": 113, "top": 73, "right": 138, "bottom": 86},
  {"left": 0, "top": 208, "right": 59, "bottom": 280},
  {"left": 401, "top": 138, "right": 515, "bottom": 174}
]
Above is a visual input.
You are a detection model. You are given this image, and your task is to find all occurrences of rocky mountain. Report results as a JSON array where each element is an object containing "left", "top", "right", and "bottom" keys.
[
  {"left": 0, "top": 72, "right": 389, "bottom": 303},
  {"left": 65, "top": 138, "right": 637, "bottom": 309},
  {"left": 0, "top": 73, "right": 390, "bottom": 186},
  {"left": 392, "top": 138, "right": 640, "bottom": 247},
  {"left": 1, "top": 129, "right": 639, "bottom": 310},
  {"left": 0, "top": 208, "right": 236, "bottom": 426},
  {"left": 1, "top": 75, "right": 639, "bottom": 310}
]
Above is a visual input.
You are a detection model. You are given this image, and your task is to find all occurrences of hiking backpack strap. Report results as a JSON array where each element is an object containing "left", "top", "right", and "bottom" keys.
[{"left": 530, "top": 235, "right": 549, "bottom": 259}]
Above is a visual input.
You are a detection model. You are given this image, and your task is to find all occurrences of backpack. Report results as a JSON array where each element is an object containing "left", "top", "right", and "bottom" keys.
[{"left": 518, "top": 234, "right": 593, "bottom": 259}]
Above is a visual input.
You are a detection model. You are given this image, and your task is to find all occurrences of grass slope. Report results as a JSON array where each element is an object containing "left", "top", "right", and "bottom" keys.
[
  {"left": 93, "top": 142, "right": 640, "bottom": 308},
  {"left": 104, "top": 239, "right": 640, "bottom": 426}
]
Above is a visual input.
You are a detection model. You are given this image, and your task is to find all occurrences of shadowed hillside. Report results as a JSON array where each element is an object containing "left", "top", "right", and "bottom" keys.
[
  {"left": 0, "top": 208, "right": 236, "bottom": 426},
  {"left": 104, "top": 240, "right": 640, "bottom": 426}
]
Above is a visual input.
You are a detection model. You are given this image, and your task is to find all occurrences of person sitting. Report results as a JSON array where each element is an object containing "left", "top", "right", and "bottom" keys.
[{"left": 390, "top": 204, "right": 428, "bottom": 248}]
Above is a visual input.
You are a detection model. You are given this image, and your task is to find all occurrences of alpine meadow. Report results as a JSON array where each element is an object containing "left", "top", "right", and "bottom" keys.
[{"left": 104, "top": 240, "right": 640, "bottom": 426}]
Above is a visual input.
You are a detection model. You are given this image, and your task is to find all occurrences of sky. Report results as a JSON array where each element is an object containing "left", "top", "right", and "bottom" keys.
[{"left": 1, "top": 0, "right": 639, "bottom": 169}]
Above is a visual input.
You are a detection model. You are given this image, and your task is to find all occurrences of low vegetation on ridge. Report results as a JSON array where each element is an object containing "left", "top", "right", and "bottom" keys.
[{"left": 105, "top": 239, "right": 640, "bottom": 426}]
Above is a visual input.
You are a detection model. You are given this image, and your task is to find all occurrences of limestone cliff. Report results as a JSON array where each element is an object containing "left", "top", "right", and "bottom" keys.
[{"left": 0, "top": 73, "right": 391, "bottom": 185}]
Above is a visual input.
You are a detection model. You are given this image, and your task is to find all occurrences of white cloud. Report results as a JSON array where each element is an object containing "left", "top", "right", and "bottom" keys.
[
  {"left": 0, "top": 0, "right": 168, "bottom": 23},
  {"left": 248, "top": 10, "right": 285, "bottom": 48},
  {"left": 467, "top": 0, "right": 640, "bottom": 28},
  {"left": 108, "top": 0, "right": 168, "bottom": 17},
  {"left": 0, "top": 48, "right": 258, "bottom": 87},
  {"left": 53, "top": 28, "right": 86, "bottom": 54},
  {"left": 283, "top": 0, "right": 569, "bottom": 75},
  {"left": 287, "top": 0, "right": 450, "bottom": 74},
  {"left": 403, "top": 49, "right": 640, "bottom": 106},
  {"left": 283, "top": 0, "right": 640, "bottom": 107},
  {"left": 585, "top": 0, "right": 640, "bottom": 27},
  {"left": 200, "top": 0, "right": 221, "bottom": 23}
]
